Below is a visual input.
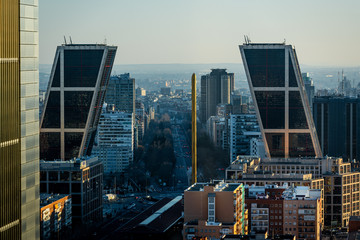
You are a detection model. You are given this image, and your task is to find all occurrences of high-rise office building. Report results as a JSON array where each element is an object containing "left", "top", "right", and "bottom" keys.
[
  {"left": 239, "top": 43, "right": 322, "bottom": 159},
  {"left": 313, "top": 96, "right": 360, "bottom": 161},
  {"left": 95, "top": 110, "right": 134, "bottom": 173},
  {"left": 0, "top": 1, "right": 40, "bottom": 239},
  {"left": 40, "top": 156, "right": 103, "bottom": 224},
  {"left": 106, "top": 73, "right": 135, "bottom": 113},
  {"left": 40, "top": 44, "right": 117, "bottom": 161},
  {"left": 200, "top": 69, "right": 234, "bottom": 123}
]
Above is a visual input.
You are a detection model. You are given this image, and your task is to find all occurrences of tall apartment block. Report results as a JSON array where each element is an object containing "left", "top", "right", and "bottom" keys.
[
  {"left": 313, "top": 96, "right": 360, "bottom": 161},
  {"left": 229, "top": 114, "right": 261, "bottom": 163},
  {"left": 95, "top": 110, "right": 134, "bottom": 173},
  {"left": 200, "top": 69, "right": 234, "bottom": 123},
  {"left": 183, "top": 182, "right": 245, "bottom": 239},
  {"left": 106, "top": 73, "right": 135, "bottom": 113},
  {"left": 239, "top": 43, "right": 322, "bottom": 159},
  {"left": 40, "top": 44, "right": 117, "bottom": 161},
  {"left": 0, "top": 1, "right": 40, "bottom": 239}
]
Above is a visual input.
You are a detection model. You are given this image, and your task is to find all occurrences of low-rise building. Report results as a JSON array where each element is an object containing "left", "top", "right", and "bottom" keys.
[{"left": 183, "top": 182, "right": 245, "bottom": 240}]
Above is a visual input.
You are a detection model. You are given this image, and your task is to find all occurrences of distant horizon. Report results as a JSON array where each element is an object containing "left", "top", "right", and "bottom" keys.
[
  {"left": 39, "top": 62, "right": 360, "bottom": 68},
  {"left": 40, "top": 1, "right": 360, "bottom": 66}
]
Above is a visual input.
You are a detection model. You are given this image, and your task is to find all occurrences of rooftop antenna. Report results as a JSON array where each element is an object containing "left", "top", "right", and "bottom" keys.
[
  {"left": 63, "top": 36, "right": 67, "bottom": 45},
  {"left": 104, "top": 37, "right": 107, "bottom": 45},
  {"left": 69, "top": 36, "right": 73, "bottom": 44},
  {"left": 283, "top": 38, "right": 286, "bottom": 44},
  {"left": 244, "top": 35, "right": 251, "bottom": 44}
]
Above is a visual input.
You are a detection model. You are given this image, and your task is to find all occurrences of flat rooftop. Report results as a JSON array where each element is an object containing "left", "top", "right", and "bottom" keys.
[{"left": 186, "top": 182, "right": 242, "bottom": 192}]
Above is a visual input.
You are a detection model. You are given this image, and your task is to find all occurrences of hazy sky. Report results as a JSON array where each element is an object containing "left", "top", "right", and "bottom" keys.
[{"left": 40, "top": 0, "right": 360, "bottom": 66}]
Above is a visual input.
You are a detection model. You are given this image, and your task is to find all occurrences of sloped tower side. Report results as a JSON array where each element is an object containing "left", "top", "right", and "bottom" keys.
[
  {"left": 40, "top": 44, "right": 117, "bottom": 160},
  {"left": 239, "top": 43, "right": 322, "bottom": 159}
]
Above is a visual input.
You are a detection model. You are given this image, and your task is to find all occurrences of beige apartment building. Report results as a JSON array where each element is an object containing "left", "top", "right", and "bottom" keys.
[
  {"left": 228, "top": 156, "right": 360, "bottom": 228},
  {"left": 183, "top": 182, "right": 245, "bottom": 240},
  {"left": 283, "top": 192, "right": 322, "bottom": 240},
  {"left": 323, "top": 158, "right": 360, "bottom": 227}
]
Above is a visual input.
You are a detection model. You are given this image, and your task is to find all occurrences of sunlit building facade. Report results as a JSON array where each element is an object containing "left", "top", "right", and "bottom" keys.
[{"left": 0, "top": 1, "right": 40, "bottom": 239}]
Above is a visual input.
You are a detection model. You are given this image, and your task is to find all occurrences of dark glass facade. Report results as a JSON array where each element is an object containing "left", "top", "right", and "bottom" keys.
[
  {"left": 0, "top": 1, "right": 21, "bottom": 238},
  {"left": 64, "top": 91, "right": 93, "bottom": 128},
  {"left": 255, "top": 91, "right": 285, "bottom": 129},
  {"left": 40, "top": 45, "right": 117, "bottom": 161},
  {"left": 240, "top": 44, "right": 321, "bottom": 159},
  {"left": 289, "top": 133, "right": 315, "bottom": 157},
  {"left": 313, "top": 97, "right": 360, "bottom": 161},
  {"left": 64, "top": 50, "right": 104, "bottom": 87},
  {"left": 265, "top": 133, "right": 285, "bottom": 157},
  {"left": 42, "top": 91, "right": 60, "bottom": 128},
  {"left": 244, "top": 49, "right": 285, "bottom": 87},
  {"left": 51, "top": 56, "right": 60, "bottom": 87},
  {"left": 40, "top": 132, "right": 61, "bottom": 160},
  {"left": 289, "top": 91, "right": 308, "bottom": 129},
  {"left": 65, "top": 132, "right": 84, "bottom": 160},
  {"left": 289, "top": 53, "right": 298, "bottom": 87}
]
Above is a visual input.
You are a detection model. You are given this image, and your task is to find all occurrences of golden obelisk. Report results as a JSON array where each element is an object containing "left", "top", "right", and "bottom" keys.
[{"left": 191, "top": 73, "right": 197, "bottom": 184}]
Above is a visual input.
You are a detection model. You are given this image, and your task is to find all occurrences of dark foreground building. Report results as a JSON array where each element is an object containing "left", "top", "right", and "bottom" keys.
[{"left": 40, "top": 156, "right": 103, "bottom": 224}]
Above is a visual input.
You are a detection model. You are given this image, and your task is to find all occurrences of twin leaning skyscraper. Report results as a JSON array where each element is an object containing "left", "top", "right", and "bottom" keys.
[
  {"left": 240, "top": 43, "right": 322, "bottom": 159},
  {"left": 0, "top": 2, "right": 323, "bottom": 238}
]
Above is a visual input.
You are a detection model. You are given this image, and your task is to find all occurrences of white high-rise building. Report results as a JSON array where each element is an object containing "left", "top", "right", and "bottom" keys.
[
  {"left": 96, "top": 111, "right": 134, "bottom": 173},
  {"left": 229, "top": 114, "right": 261, "bottom": 163}
]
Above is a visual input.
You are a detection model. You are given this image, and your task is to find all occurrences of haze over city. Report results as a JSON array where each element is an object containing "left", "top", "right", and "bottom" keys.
[
  {"left": 40, "top": 0, "right": 360, "bottom": 66},
  {"left": 3, "top": 1, "right": 360, "bottom": 240}
]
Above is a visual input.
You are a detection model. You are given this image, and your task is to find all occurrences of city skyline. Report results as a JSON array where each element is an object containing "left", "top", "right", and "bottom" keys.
[{"left": 40, "top": 0, "right": 360, "bottom": 66}]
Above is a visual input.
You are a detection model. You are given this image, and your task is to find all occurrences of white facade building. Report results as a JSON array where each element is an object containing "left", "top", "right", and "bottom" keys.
[
  {"left": 250, "top": 138, "right": 266, "bottom": 159},
  {"left": 96, "top": 111, "right": 134, "bottom": 173},
  {"left": 229, "top": 114, "right": 261, "bottom": 163}
]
